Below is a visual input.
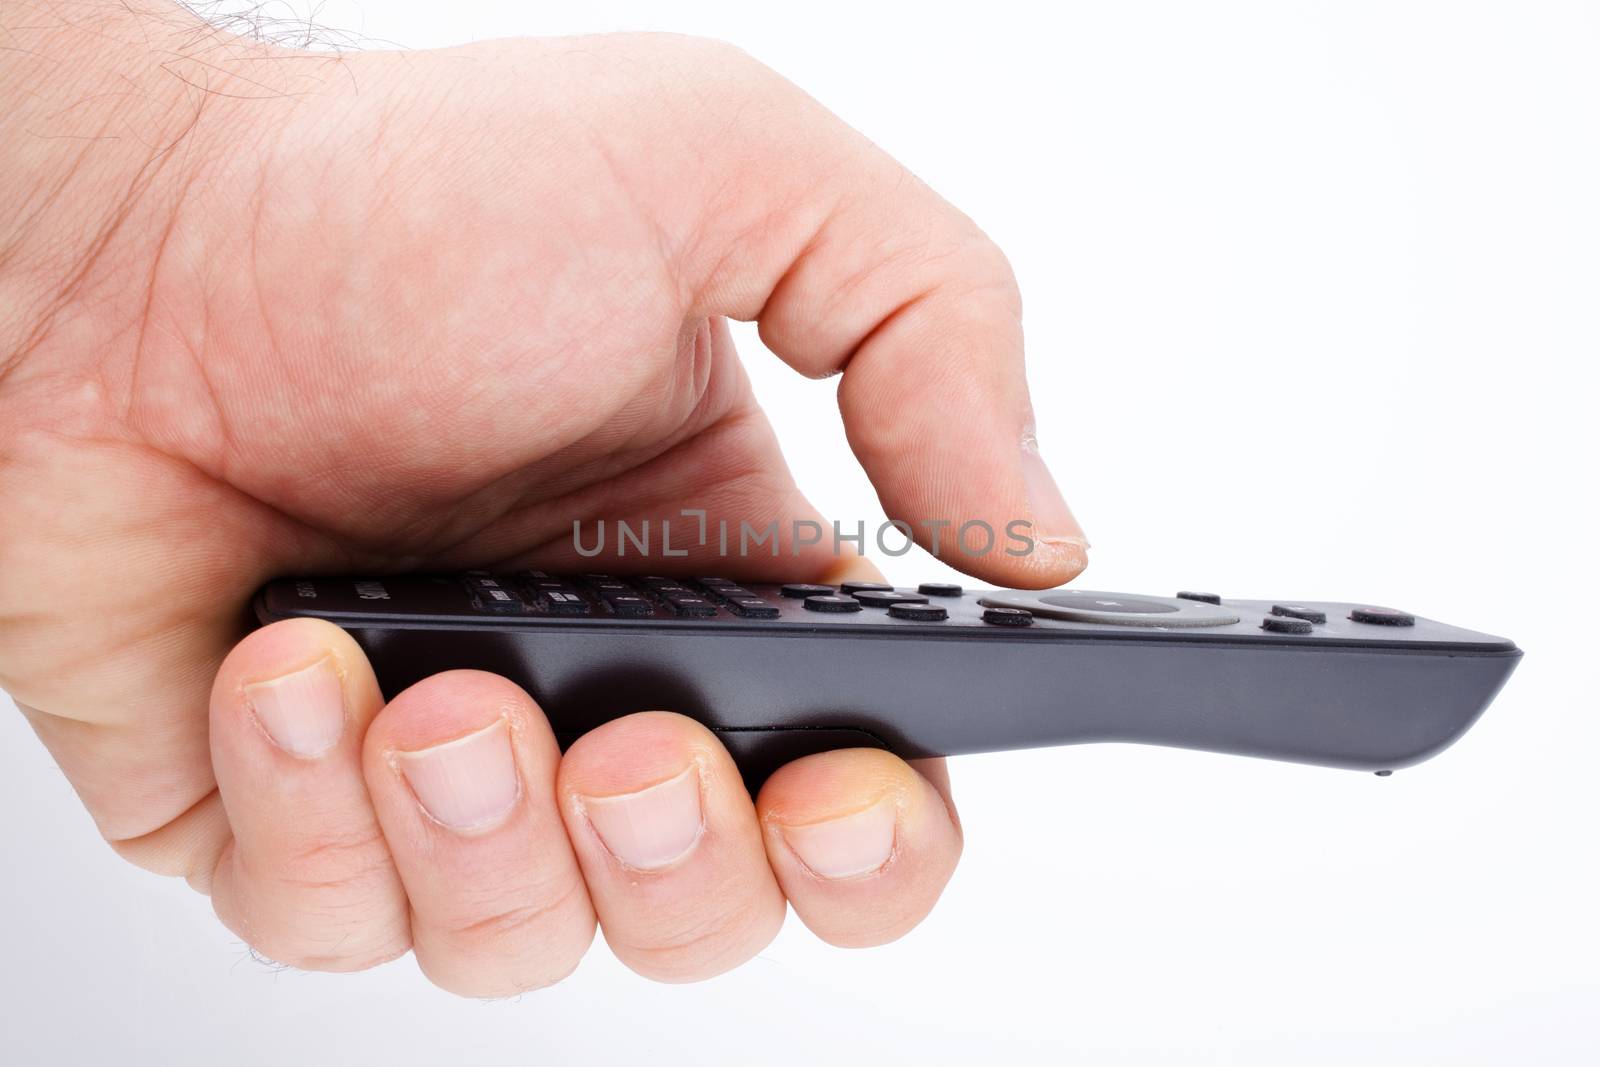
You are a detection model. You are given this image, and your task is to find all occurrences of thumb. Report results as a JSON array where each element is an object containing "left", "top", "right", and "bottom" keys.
[{"left": 616, "top": 38, "right": 1088, "bottom": 587}]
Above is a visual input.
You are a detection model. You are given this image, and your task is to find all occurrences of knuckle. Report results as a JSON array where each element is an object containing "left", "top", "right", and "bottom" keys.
[
  {"left": 667, "top": 34, "right": 766, "bottom": 76},
  {"left": 436, "top": 873, "right": 587, "bottom": 947},
  {"left": 216, "top": 888, "right": 410, "bottom": 974},
  {"left": 268, "top": 824, "right": 396, "bottom": 892},
  {"left": 612, "top": 896, "right": 783, "bottom": 983},
  {"left": 414, "top": 877, "right": 595, "bottom": 998},
  {"left": 210, "top": 834, "right": 411, "bottom": 974}
]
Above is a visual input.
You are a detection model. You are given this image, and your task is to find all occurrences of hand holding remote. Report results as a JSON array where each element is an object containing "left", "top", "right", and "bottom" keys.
[{"left": 0, "top": 3, "right": 1087, "bottom": 993}]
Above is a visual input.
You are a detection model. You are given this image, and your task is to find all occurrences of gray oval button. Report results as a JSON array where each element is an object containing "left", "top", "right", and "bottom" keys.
[{"left": 977, "top": 589, "right": 1241, "bottom": 627}]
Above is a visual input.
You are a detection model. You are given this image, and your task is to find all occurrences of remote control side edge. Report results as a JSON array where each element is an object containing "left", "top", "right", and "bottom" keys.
[{"left": 256, "top": 593, "right": 1521, "bottom": 776}]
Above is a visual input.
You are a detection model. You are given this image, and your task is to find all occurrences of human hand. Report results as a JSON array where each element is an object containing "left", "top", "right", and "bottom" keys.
[{"left": 0, "top": 2, "right": 1085, "bottom": 994}]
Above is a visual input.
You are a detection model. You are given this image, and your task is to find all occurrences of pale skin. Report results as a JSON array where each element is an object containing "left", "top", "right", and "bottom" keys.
[{"left": 0, "top": 2, "right": 1087, "bottom": 994}]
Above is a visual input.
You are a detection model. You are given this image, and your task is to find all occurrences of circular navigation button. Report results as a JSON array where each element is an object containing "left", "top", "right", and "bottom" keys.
[
  {"left": 852, "top": 590, "right": 928, "bottom": 608},
  {"left": 978, "top": 589, "right": 1242, "bottom": 627},
  {"left": 982, "top": 607, "right": 1034, "bottom": 627},
  {"left": 781, "top": 583, "right": 834, "bottom": 598},
  {"left": 804, "top": 594, "right": 863, "bottom": 613},
  {"left": 918, "top": 582, "right": 963, "bottom": 597},
  {"left": 890, "top": 603, "right": 948, "bottom": 621},
  {"left": 1271, "top": 604, "right": 1327, "bottom": 624},
  {"left": 1176, "top": 591, "right": 1222, "bottom": 605},
  {"left": 1350, "top": 606, "right": 1415, "bottom": 626},
  {"left": 1041, "top": 593, "right": 1177, "bottom": 615},
  {"left": 1261, "top": 614, "right": 1314, "bottom": 634},
  {"left": 840, "top": 580, "right": 893, "bottom": 594}
]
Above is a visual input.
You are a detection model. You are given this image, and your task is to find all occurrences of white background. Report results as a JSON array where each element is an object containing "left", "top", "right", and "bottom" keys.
[{"left": 3, "top": 1, "right": 1596, "bottom": 1063}]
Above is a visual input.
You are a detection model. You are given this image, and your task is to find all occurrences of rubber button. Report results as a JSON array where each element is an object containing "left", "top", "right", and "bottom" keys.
[
  {"left": 540, "top": 591, "right": 590, "bottom": 616},
  {"left": 782, "top": 583, "right": 834, "bottom": 598},
  {"left": 804, "top": 594, "right": 862, "bottom": 613},
  {"left": 840, "top": 581, "right": 893, "bottom": 594},
  {"left": 477, "top": 587, "right": 524, "bottom": 614},
  {"left": 642, "top": 581, "right": 691, "bottom": 595},
  {"left": 1176, "top": 591, "right": 1222, "bottom": 604},
  {"left": 1261, "top": 614, "right": 1314, "bottom": 634},
  {"left": 852, "top": 590, "right": 928, "bottom": 608},
  {"left": 1041, "top": 593, "right": 1176, "bottom": 615},
  {"left": 1350, "top": 606, "right": 1416, "bottom": 626},
  {"left": 982, "top": 606, "right": 1034, "bottom": 627},
  {"left": 604, "top": 594, "right": 654, "bottom": 617},
  {"left": 918, "top": 582, "right": 963, "bottom": 597},
  {"left": 890, "top": 603, "right": 948, "bottom": 621},
  {"left": 528, "top": 577, "right": 577, "bottom": 592},
  {"left": 1271, "top": 604, "right": 1327, "bottom": 624},
  {"left": 980, "top": 590, "right": 1240, "bottom": 627},
  {"left": 667, "top": 597, "right": 718, "bottom": 617},
  {"left": 727, "top": 597, "right": 780, "bottom": 619}
]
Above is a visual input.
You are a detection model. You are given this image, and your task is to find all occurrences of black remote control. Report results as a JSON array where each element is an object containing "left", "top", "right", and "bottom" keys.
[{"left": 256, "top": 572, "right": 1521, "bottom": 785}]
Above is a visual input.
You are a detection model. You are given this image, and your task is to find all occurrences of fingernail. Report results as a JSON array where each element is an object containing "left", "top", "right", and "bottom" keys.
[
  {"left": 579, "top": 765, "right": 704, "bottom": 871},
  {"left": 1021, "top": 425, "right": 1089, "bottom": 560},
  {"left": 396, "top": 719, "right": 521, "bottom": 833},
  {"left": 780, "top": 798, "right": 898, "bottom": 880},
  {"left": 244, "top": 656, "right": 345, "bottom": 758}
]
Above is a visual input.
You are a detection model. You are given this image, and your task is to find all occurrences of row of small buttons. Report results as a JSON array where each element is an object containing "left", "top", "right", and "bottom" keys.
[
  {"left": 469, "top": 573, "right": 986, "bottom": 624},
  {"left": 467, "top": 572, "right": 765, "bottom": 619},
  {"left": 695, "top": 577, "right": 780, "bottom": 618},
  {"left": 779, "top": 581, "right": 963, "bottom": 599},
  {"left": 1182, "top": 591, "right": 1415, "bottom": 630},
  {"left": 778, "top": 582, "right": 955, "bottom": 621}
]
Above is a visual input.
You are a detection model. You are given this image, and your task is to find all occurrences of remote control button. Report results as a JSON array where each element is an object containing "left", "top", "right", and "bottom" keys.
[
  {"left": 464, "top": 574, "right": 519, "bottom": 602},
  {"left": 1261, "top": 614, "right": 1314, "bottom": 634},
  {"left": 851, "top": 590, "right": 928, "bottom": 608},
  {"left": 1176, "top": 591, "right": 1222, "bottom": 604},
  {"left": 918, "top": 582, "right": 963, "bottom": 597},
  {"left": 1270, "top": 604, "right": 1327, "bottom": 624},
  {"left": 604, "top": 594, "right": 655, "bottom": 617},
  {"left": 666, "top": 596, "right": 718, "bottom": 617},
  {"left": 782, "top": 583, "right": 834, "bottom": 598},
  {"left": 804, "top": 594, "right": 863, "bottom": 613},
  {"left": 979, "top": 589, "right": 1241, "bottom": 627},
  {"left": 639, "top": 576, "right": 690, "bottom": 591},
  {"left": 1044, "top": 594, "right": 1176, "bottom": 614},
  {"left": 840, "top": 581, "right": 893, "bottom": 594},
  {"left": 697, "top": 577, "right": 739, "bottom": 588},
  {"left": 982, "top": 606, "right": 1034, "bottom": 626},
  {"left": 890, "top": 603, "right": 948, "bottom": 621},
  {"left": 539, "top": 590, "right": 591, "bottom": 616},
  {"left": 528, "top": 577, "right": 577, "bottom": 592},
  {"left": 1350, "top": 606, "right": 1415, "bottom": 626},
  {"left": 726, "top": 597, "right": 780, "bottom": 619},
  {"left": 477, "top": 587, "right": 524, "bottom": 614},
  {"left": 713, "top": 585, "right": 755, "bottom": 599}
]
